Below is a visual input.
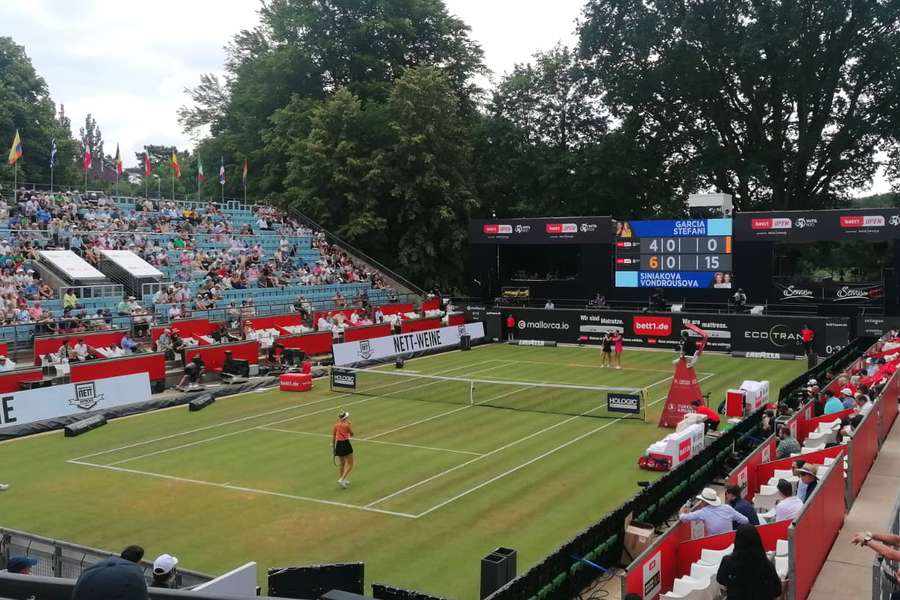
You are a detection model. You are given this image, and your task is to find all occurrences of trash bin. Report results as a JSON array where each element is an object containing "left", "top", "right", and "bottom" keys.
[{"left": 480, "top": 547, "right": 516, "bottom": 599}]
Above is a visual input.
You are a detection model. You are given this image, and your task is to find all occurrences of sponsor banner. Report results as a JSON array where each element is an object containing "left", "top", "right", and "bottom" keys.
[
  {"left": 331, "top": 368, "right": 357, "bottom": 389},
  {"left": 735, "top": 208, "right": 900, "bottom": 242},
  {"left": 772, "top": 281, "right": 883, "bottom": 304},
  {"left": 642, "top": 550, "right": 662, "bottom": 599},
  {"left": 857, "top": 316, "right": 900, "bottom": 338},
  {"left": 503, "top": 308, "right": 849, "bottom": 357},
  {"left": 333, "top": 323, "right": 486, "bottom": 366},
  {"left": 607, "top": 392, "right": 642, "bottom": 415},
  {"left": 0, "top": 373, "right": 151, "bottom": 430},
  {"left": 469, "top": 217, "right": 612, "bottom": 244}
]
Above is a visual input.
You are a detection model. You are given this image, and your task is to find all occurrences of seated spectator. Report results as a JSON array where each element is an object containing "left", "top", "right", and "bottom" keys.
[
  {"left": 120, "top": 545, "right": 145, "bottom": 564},
  {"left": 776, "top": 426, "right": 800, "bottom": 459},
  {"left": 317, "top": 315, "right": 333, "bottom": 331},
  {"left": 120, "top": 334, "right": 139, "bottom": 354},
  {"left": 170, "top": 330, "right": 186, "bottom": 355},
  {"left": 855, "top": 393, "right": 874, "bottom": 417},
  {"left": 62, "top": 288, "right": 79, "bottom": 310},
  {"left": 72, "top": 338, "right": 90, "bottom": 361},
  {"left": 773, "top": 478, "right": 803, "bottom": 522},
  {"left": 678, "top": 487, "right": 749, "bottom": 535},
  {"left": 0, "top": 355, "right": 16, "bottom": 372},
  {"left": 151, "top": 554, "right": 179, "bottom": 589},
  {"left": 117, "top": 296, "right": 133, "bottom": 315},
  {"left": 716, "top": 524, "right": 782, "bottom": 600},
  {"left": 37, "top": 280, "right": 53, "bottom": 299},
  {"left": 823, "top": 390, "right": 844, "bottom": 415},
  {"left": 72, "top": 556, "right": 148, "bottom": 600},
  {"left": 333, "top": 291, "right": 346, "bottom": 308},
  {"left": 840, "top": 387, "right": 856, "bottom": 410},
  {"left": 168, "top": 304, "right": 182, "bottom": 320},
  {"left": 797, "top": 467, "right": 819, "bottom": 501},
  {"left": 724, "top": 484, "right": 759, "bottom": 527},
  {"left": 6, "top": 555, "right": 37, "bottom": 575}
]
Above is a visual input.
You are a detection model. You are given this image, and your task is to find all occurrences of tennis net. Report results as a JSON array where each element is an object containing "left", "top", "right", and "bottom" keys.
[{"left": 329, "top": 367, "right": 647, "bottom": 420}]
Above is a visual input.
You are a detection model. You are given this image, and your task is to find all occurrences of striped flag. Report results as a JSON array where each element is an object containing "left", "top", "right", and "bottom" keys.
[
  {"left": 49, "top": 139, "right": 57, "bottom": 168},
  {"left": 242, "top": 159, "right": 248, "bottom": 187},
  {"left": 82, "top": 141, "right": 92, "bottom": 172},
  {"left": 143, "top": 150, "right": 152, "bottom": 177},
  {"left": 197, "top": 157, "right": 204, "bottom": 182},
  {"left": 170, "top": 151, "right": 181, "bottom": 178},
  {"left": 218, "top": 157, "right": 225, "bottom": 185},
  {"left": 7, "top": 130, "right": 23, "bottom": 165},
  {"left": 115, "top": 144, "right": 123, "bottom": 175}
]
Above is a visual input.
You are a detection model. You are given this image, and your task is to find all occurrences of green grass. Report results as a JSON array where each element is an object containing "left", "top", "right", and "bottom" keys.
[{"left": 1, "top": 344, "right": 804, "bottom": 598}]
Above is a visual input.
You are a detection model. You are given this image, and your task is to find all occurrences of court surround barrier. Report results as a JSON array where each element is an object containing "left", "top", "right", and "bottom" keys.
[
  {"left": 872, "top": 487, "right": 900, "bottom": 600},
  {"left": 486, "top": 342, "right": 866, "bottom": 600}
]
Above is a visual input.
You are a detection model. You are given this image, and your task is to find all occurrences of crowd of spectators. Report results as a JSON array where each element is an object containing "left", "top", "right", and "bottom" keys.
[{"left": 0, "top": 188, "right": 391, "bottom": 330}]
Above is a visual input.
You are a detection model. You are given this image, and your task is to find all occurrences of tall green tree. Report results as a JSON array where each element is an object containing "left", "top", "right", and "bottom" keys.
[
  {"left": 579, "top": 0, "right": 900, "bottom": 210},
  {"left": 0, "top": 37, "right": 76, "bottom": 187}
]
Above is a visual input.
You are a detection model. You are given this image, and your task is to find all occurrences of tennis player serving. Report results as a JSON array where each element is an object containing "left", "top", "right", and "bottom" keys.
[{"left": 332, "top": 411, "right": 354, "bottom": 488}]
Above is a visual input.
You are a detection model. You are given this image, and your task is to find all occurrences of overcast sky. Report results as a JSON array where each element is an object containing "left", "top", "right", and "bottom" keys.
[
  {"left": 1, "top": 0, "right": 889, "bottom": 194},
  {"left": 2, "top": 0, "right": 582, "bottom": 168}
]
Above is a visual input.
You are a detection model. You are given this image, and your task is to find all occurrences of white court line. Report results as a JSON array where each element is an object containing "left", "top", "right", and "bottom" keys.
[
  {"left": 257, "top": 427, "right": 484, "bottom": 456},
  {"left": 369, "top": 373, "right": 716, "bottom": 512},
  {"left": 67, "top": 459, "right": 417, "bottom": 519},
  {"left": 96, "top": 361, "right": 517, "bottom": 468},
  {"left": 364, "top": 381, "right": 546, "bottom": 440},
  {"left": 70, "top": 359, "right": 505, "bottom": 463}
]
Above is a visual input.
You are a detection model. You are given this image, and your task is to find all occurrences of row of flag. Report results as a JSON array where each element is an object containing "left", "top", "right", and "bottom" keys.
[{"left": 8, "top": 130, "right": 249, "bottom": 186}]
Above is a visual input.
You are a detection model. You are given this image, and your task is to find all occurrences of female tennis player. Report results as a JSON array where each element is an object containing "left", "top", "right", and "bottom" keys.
[
  {"left": 600, "top": 332, "right": 613, "bottom": 367},
  {"left": 612, "top": 331, "right": 624, "bottom": 369},
  {"left": 332, "top": 411, "right": 354, "bottom": 488}
]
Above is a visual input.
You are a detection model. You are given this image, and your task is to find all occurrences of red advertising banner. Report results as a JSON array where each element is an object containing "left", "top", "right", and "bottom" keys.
[
  {"left": 658, "top": 357, "right": 705, "bottom": 428},
  {"left": 726, "top": 436, "right": 777, "bottom": 500}
]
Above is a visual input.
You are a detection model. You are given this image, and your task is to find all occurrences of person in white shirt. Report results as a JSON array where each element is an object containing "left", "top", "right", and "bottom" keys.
[
  {"left": 855, "top": 394, "right": 874, "bottom": 417},
  {"left": 544, "top": 299, "right": 555, "bottom": 309},
  {"left": 773, "top": 479, "right": 804, "bottom": 523},
  {"left": 0, "top": 355, "right": 15, "bottom": 372},
  {"left": 72, "top": 339, "right": 89, "bottom": 361},
  {"left": 317, "top": 316, "right": 332, "bottom": 331},
  {"left": 168, "top": 305, "right": 182, "bottom": 320}
]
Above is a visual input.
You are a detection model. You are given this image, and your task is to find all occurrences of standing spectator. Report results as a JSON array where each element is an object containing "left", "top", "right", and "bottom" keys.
[
  {"left": 72, "top": 556, "right": 148, "bottom": 600},
  {"left": 850, "top": 530, "right": 900, "bottom": 573},
  {"left": 506, "top": 314, "right": 515, "bottom": 341},
  {"left": 544, "top": 298, "right": 555, "bottom": 309},
  {"left": 63, "top": 288, "right": 79, "bottom": 310},
  {"left": 716, "top": 524, "right": 782, "bottom": 599},
  {"left": 773, "top": 479, "right": 804, "bottom": 523},
  {"left": 151, "top": 554, "right": 179, "bottom": 589},
  {"left": 724, "top": 485, "right": 759, "bottom": 527},
  {"left": 678, "top": 488, "right": 749, "bottom": 535},
  {"left": 800, "top": 324, "right": 815, "bottom": 357},
  {"left": 6, "top": 555, "right": 37, "bottom": 574},
  {"left": 776, "top": 426, "right": 801, "bottom": 459}
]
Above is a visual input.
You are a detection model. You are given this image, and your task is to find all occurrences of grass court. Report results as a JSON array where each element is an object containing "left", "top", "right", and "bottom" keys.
[{"left": 2, "top": 343, "right": 804, "bottom": 598}]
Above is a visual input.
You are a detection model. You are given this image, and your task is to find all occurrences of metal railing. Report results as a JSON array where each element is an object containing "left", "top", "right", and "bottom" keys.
[
  {"left": 0, "top": 528, "right": 210, "bottom": 588},
  {"left": 872, "top": 490, "right": 900, "bottom": 599}
]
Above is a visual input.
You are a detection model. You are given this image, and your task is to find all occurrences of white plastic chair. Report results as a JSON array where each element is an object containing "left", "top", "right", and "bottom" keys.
[
  {"left": 699, "top": 545, "right": 733, "bottom": 567},
  {"left": 690, "top": 562, "right": 719, "bottom": 580},
  {"left": 773, "top": 469, "right": 794, "bottom": 480},
  {"left": 775, "top": 555, "right": 789, "bottom": 578},
  {"left": 671, "top": 576, "right": 716, "bottom": 600},
  {"left": 776, "top": 539, "right": 789, "bottom": 557},
  {"left": 802, "top": 442, "right": 825, "bottom": 452}
]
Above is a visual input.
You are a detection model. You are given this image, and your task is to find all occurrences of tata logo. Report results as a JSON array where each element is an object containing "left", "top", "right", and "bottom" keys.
[
  {"left": 743, "top": 324, "right": 801, "bottom": 347},
  {"left": 633, "top": 316, "right": 673, "bottom": 336}
]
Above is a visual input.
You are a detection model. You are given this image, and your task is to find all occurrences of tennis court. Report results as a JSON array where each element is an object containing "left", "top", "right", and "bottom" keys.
[{"left": 3, "top": 343, "right": 805, "bottom": 598}]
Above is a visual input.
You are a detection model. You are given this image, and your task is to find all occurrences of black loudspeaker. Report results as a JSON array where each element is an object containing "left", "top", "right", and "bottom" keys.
[
  {"left": 64, "top": 415, "right": 107, "bottom": 437},
  {"left": 268, "top": 563, "right": 364, "bottom": 599},
  {"left": 460, "top": 334, "right": 471, "bottom": 351},
  {"left": 371, "top": 584, "right": 451, "bottom": 600},
  {"left": 480, "top": 548, "right": 516, "bottom": 599},
  {"left": 188, "top": 394, "right": 215, "bottom": 411}
]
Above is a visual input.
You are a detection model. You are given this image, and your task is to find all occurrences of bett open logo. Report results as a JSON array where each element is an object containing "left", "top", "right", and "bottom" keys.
[
  {"left": 483, "top": 224, "right": 512, "bottom": 234},
  {"left": 840, "top": 215, "right": 885, "bottom": 228},
  {"left": 633, "top": 316, "right": 673, "bottom": 336},
  {"left": 545, "top": 223, "right": 577, "bottom": 234},
  {"left": 751, "top": 217, "right": 792, "bottom": 230}
]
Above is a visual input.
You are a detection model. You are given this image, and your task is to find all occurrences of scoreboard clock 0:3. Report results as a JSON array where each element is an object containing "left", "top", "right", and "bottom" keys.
[{"left": 614, "top": 218, "right": 734, "bottom": 288}]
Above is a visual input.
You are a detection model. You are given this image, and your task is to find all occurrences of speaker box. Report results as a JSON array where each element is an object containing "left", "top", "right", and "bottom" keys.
[
  {"left": 64, "top": 414, "right": 107, "bottom": 437},
  {"left": 188, "top": 394, "right": 215, "bottom": 411},
  {"left": 268, "top": 563, "right": 364, "bottom": 599}
]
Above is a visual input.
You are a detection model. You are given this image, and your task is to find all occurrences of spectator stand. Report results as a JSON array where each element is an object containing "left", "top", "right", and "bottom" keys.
[
  {"left": 33, "top": 329, "right": 128, "bottom": 365},
  {"left": 184, "top": 340, "right": 260, "bottom": 378},
  {"left": 150, "top": 318, "right": 219, "bottom": 349}
]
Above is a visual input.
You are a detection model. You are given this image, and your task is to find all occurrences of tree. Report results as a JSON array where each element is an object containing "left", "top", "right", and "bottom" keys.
[
  {"left": 0, "top": 36, "right": 76, "bottom": 187},
  {"left": 579, "top": 0, "right": 900, "bottom": 210}
]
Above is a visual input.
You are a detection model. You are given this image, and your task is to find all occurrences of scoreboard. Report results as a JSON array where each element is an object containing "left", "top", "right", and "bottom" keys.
[{"left": 614, "top": 218, "right": 734, "bottom": 288}]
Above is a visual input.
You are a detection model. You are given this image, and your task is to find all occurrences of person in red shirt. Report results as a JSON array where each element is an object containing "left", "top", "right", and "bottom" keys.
[
  {"left": 691, "top": 399, "right": 721, "bottom": 431},
  {"left": 505, "top": 315, "right": 515, "bottom": 341},
  {"left": 800, "top": 324, "right": 814, "bottom": 356},
  {"left": 332, "top": 411, "right": 354, "bottom": 488}
]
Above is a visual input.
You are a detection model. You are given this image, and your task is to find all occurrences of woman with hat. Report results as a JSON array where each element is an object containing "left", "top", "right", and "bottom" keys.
[
  {"left": 332, "top": 411, "right": 354, "bottom": 488},
  {"left": 797, "top": 467, "right": 819, "bottom": 501}
]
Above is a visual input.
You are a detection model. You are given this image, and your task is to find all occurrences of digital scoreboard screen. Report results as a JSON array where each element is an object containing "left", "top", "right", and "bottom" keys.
[{"left": 614, "top": 218, "right": 733, "bottom": 288}]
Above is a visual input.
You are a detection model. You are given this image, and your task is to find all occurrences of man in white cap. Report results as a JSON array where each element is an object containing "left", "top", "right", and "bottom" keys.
[
  {"left": 678, "top": 487, "right": 749, "bottom": 535},
  {"left": 151, "top": 554, "right": 178, "bottom": 589},
  {"left": 839, "top": 387, "right": 856, "bottom": 410},
  {"left": 0, "top": 355, "right": 15, "bottom": 372}
]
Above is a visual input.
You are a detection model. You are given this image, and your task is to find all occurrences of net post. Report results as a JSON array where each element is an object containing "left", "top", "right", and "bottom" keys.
[
  {"left": 469, "top": 380, "right": 475, "bottom": 405},
  {"left": 640, "top": 387, "right": 649, "bottom": 422}
]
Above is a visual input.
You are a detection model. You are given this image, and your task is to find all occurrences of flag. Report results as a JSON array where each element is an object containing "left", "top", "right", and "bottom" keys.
[
  {"left": 143, "top": 150, "right": 152, "bottom": 177},
  {"left": 242, "top": 159, "right": 248, "bottom": 187},
  {"left": 218, "top": 157, "right": 225, "bottom": 185},
  {"left": 115, "top": 144, "right": 123, "bottom": 175},
  {"left": 82, "top": 141, "right": 92, "bottom": 172},
  {"left": 170, "top": 152, "right": 181, "bottom": 178},
  {"left": 49, "top": 139, "right": 57, "bottom": 168},
  {"left": 197, "top": 157, "right": 204, "bottom": 182},
  {"left": 7, "top": 130, "right": 23, "bottom": 165}
]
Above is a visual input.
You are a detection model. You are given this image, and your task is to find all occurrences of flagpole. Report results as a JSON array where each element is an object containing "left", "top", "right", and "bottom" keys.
[
  {"left": 13, "top": 162, "right": 17, "bottom": 204},
  {"left": 50, "top": 162, "right": 53, "bottom": 194},
  {"left": 115, "top": 171, "right": 119, "bottom": 198},
  {"left": 83, "top": 165, "right": 87, "bottom": 193}
]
